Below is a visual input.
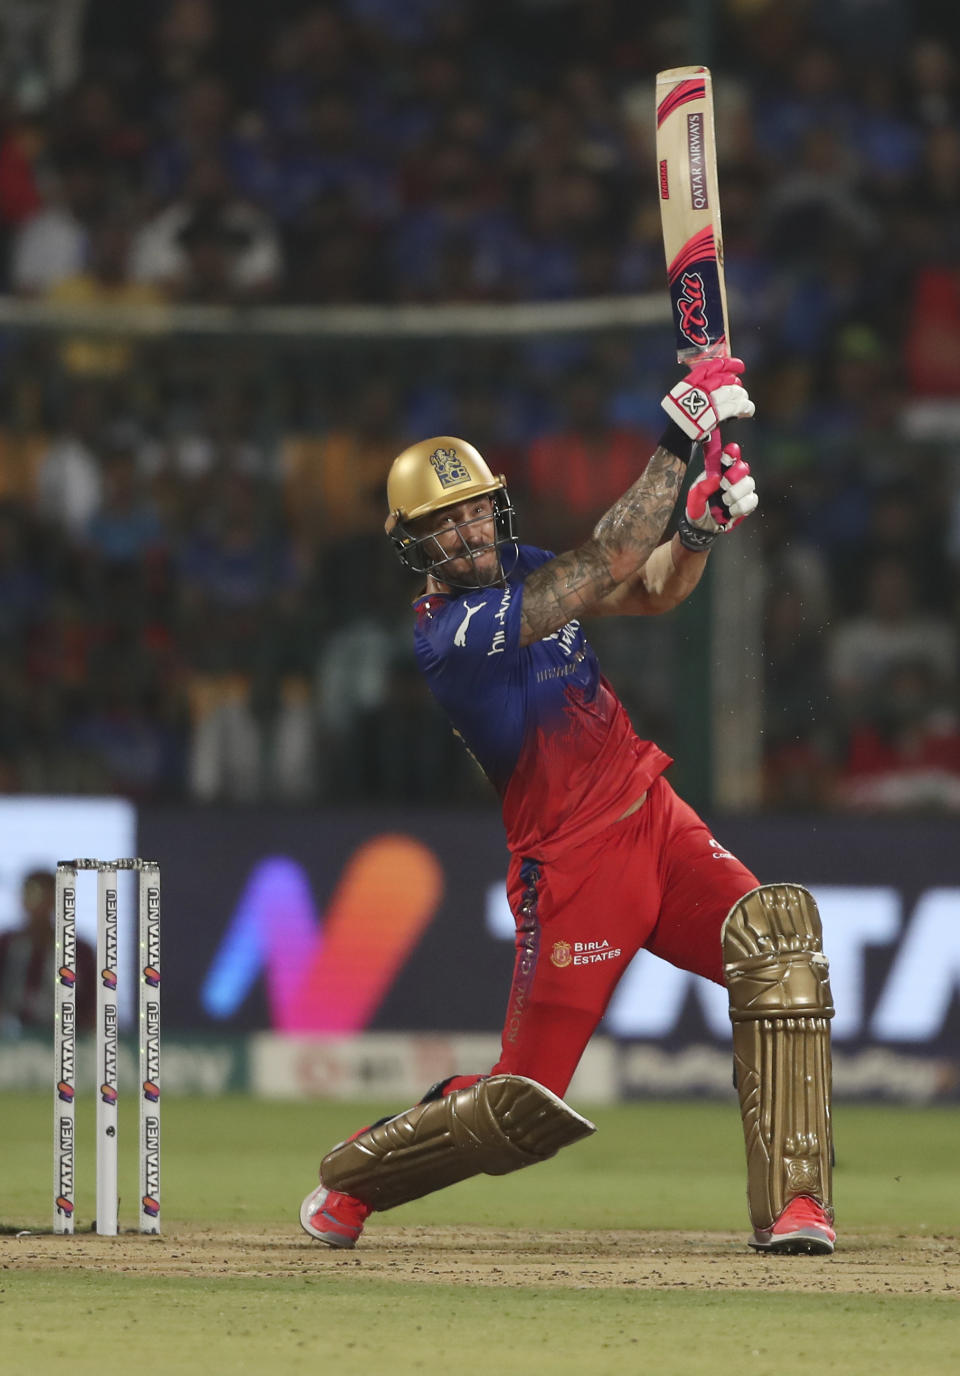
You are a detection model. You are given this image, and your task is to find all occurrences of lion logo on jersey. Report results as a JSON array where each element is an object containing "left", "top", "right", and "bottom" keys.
[
  {"left": 550, "top": 940, "right": 573, "bottom": 969},
  {"left": 429, "top": 447, "right": 471, "bottom": 489}
]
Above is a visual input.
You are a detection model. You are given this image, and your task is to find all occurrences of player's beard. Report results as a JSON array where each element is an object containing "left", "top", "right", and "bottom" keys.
[
  {"left": 468, "top": 546, "right": 502, "bottom": 585},
  {"left": 440, "top": 543, "right": 503, "bottom": 590}
]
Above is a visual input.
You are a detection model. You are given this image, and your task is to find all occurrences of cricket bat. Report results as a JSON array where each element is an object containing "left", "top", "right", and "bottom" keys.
[{"left": 655, "top": 66, "right": 730, "bottom": 364}]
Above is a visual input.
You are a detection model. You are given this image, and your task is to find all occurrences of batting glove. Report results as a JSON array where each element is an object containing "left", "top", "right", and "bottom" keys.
[
  {"left": 661, "top": 356, "right": 755, "bottom": 443},
  {"left": 677, "top": 430, "right": 758, "bottom": 552}
]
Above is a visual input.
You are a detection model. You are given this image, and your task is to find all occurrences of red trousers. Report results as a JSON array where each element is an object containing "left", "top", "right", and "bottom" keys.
[{"left": 489, "top": 774, "right": 758, "bottom": 1096}]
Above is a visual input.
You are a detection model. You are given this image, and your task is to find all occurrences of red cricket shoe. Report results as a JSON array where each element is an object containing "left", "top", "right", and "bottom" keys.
[
  {"left": 750, "top": 1195, "right": 836, "bottom": 1255},
  {"left": 299, "top": 1183, "right": 372, "bottom": 1249}
]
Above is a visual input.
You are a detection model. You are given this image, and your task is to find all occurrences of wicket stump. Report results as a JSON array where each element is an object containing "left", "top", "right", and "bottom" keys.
[{"left": 53, "top": 857, "right": 161, "bottom": 1236}]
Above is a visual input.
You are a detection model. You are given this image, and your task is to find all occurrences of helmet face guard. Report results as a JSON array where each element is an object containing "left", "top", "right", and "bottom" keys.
[
  {"left": 388, "top": 488, "right": 518, "bottom": 588},
  {"left": 384, "top": 436, "right": 519, "bottom": 589}
]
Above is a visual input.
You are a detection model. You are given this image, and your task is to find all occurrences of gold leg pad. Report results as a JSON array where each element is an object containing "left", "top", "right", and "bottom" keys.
[
  {"left": 320, "top": 1074, "right": 596, "bottom": 1211},
  {"left": 724, "top": 884, "right": 835, "bottom": 1232}
]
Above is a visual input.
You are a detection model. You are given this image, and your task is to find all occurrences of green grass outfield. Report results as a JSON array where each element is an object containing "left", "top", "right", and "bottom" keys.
[{"left": 2, "top": 1094, "right": 959, "bottom": 1375}]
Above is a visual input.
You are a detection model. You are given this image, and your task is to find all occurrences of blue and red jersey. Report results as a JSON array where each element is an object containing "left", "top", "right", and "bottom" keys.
[{"left": 413, "top": 544, "right": 672, "bottom": 860}]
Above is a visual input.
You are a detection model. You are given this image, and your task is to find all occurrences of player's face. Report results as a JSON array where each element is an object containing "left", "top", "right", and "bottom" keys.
[{"left": 414, "top": 495, "right": 500, "bottom": 586}]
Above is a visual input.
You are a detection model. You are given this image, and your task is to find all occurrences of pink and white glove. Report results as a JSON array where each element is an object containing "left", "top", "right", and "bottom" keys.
[
  {"left": 677, "top": 429, "right": 758, "bottom": 552},
  {"left": 661, "top": 356, "right": 755, "bottom": 443}
]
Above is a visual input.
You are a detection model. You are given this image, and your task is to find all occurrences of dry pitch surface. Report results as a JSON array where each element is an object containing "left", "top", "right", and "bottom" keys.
[
  {"left": 4, "top": 1224, "right": 958, "bottom": 1296},
  {"left": 5, "top": 1101, "right": 960, "bottom": 1375}
]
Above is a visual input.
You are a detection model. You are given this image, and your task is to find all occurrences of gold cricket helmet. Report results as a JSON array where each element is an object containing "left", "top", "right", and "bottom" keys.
[{"left": 384, "top": 436, "right": 517, "bottom": 585}]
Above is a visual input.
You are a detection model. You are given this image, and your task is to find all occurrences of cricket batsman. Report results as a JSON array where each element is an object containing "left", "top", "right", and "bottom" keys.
[{"left": 300, "top": 357, "right": 836, "bottom": 1255}]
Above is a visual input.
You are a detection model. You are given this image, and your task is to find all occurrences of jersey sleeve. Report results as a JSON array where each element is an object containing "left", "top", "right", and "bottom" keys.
[{"left": 414, "top": 580, "right": 524, "bottom": 683}]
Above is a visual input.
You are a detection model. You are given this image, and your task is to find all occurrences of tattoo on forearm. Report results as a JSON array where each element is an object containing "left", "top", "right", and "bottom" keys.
[{"left": 519, "top": 446, "right": 684, "bottom": 644}]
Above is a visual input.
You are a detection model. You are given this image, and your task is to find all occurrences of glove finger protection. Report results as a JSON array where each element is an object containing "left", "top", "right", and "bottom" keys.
[{"left": 678, "top": 434, "right": 758, "bottom": 551}]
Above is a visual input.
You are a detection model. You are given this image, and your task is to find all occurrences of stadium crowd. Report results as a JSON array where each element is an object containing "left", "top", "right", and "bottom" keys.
[{"left": 0, "top": 0, "right": 958, "bottom": 810}]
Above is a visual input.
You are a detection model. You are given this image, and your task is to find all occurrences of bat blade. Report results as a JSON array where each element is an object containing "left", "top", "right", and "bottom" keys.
[{"left": 656, "top": 65, "right": 730, "bottom": 364}]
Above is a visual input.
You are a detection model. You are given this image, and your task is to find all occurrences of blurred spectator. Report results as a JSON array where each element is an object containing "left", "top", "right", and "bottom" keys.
[
  {"left": 46, "top": 216, "right": 166, "bottom": 376},
  {"left": 818, "top": 325, "right": 904, "bottom": 452},
  {"left": 23, "top": 589, "right": 94, "bottom": 696},
  {"left": 316, "top": 613, "right": 398, "bottom": 745},
  {"left": 264, "top": 674, "right": 319, "bottom": 802},
  {"left": 146, "top": 73, "right": 239, "bottom": 201},
  {"left": 392, "top": 136, "right": 511, "bottom": 301},
  {"left": 186, "top": 672, "right": 262, "bottom": 802},
  {"left": 753, "top": 47, "right": 856, "bottom": 168},
  {"left": 177, "top": 471, "right": 293, "bottom": 626},
  {"left": 130, "top": 157, "right": 282, "bottom": 300},
  {"left": 69, "top": 669, "right": 184, "bottom": 799},
  {"left": 764, "top": 734, "right": 837, "bottom": 813},
  {"left": 826, "top": 555, "right": 957, "bottom": 720},
  {"left": 282, "top": 377, "right": 401, "bottom": 544},
  {"left": 34, "top": 385, "right": 105, "bottom": 537},
  {"left": 832, "top": 475, "right": 951, "bottom": 614},
  {"left": 904, "top": 263, "right": 960, "bottom": 397},
  {"left": 139, "top": 383, "right": 274, "bottom": 486},
  {"left": 263, "top": 88, "right": 396, "bottom": 231},
  {"left": 834, "top": 659, "right": 960, "bottom": 811},
  {"left": 0, "top": 870, "right": 95, "bottom": 1038},
  {"left": 10, "top": 152, "right": 106, "bottom": 294},
  {"left": 504, "top": 174, "right": 582, "bottom": 301},
  {"left": 526, "top": 368, "right": 657, "bottom": 544},
  {"left": 52, "top": 78, "right": 145, "bottom": 192},
  {"left": 357, "top": 655, "right": 477, "bottom": 802},
  {"left": 84, "top": 447, "right": 166, "bottom": 564},
  {"left": 907, "top": 37, "right": 958, "bottom": 128},
  {"left": 314, "top": 536, "right": 411, "bottom": 795},
  {"left": 258, "top": 4, "right": 356, "bottom": 148},
  {"left": 0, "top": 504, "right": 49, "bottom": 644},
  {"left": 284, "top": 187, "right": 388, "bottom": 303},
  {"left": 851, "top": 69, "right": 922, "bottom": 191},
  {"left": 764, "top": 124, "right": 880, "bottom": 272},
  {"left": 154, "top": 0, "right": 221, "bottom": 89},
  {"left": 0, "top": 100, "right": 41, "bottom": 285}
]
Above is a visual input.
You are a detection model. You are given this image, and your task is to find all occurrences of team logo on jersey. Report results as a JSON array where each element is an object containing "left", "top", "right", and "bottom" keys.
[
  {"left": 550, "top": 940, "right": 572, "bottom": 969},
  {"left": 429, "top": 447, "right": 471, "bottom": 489}
]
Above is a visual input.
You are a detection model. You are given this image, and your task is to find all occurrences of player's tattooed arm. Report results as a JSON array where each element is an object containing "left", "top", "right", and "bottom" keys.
[
  {"left": 518, "top": 446, "right": 685, "bottom": 646},
  {"left": 586, "top": 534, "right": 709, "bottom": 618}
]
